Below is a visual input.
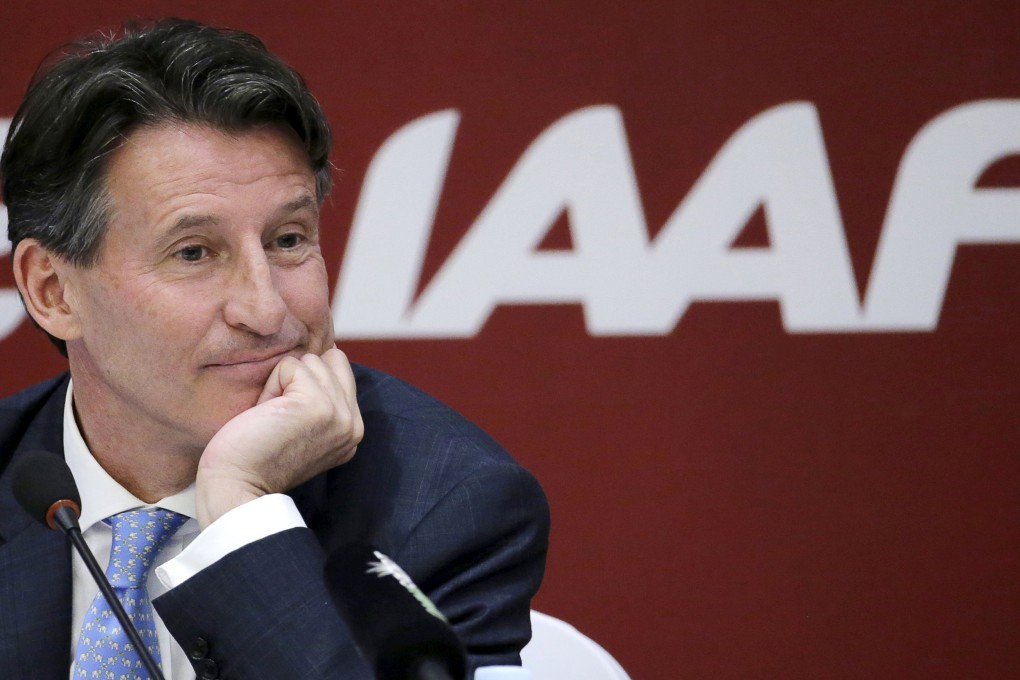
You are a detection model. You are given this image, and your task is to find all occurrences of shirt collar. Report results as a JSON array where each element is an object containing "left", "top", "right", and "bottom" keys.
[{"left": 63, "top": 379, "right": 196, "bottom": 532}]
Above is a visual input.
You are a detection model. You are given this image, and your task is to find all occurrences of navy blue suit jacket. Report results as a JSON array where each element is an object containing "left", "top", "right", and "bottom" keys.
[{"left": 0, "top": 364, "right": 549, "bottom": 679}]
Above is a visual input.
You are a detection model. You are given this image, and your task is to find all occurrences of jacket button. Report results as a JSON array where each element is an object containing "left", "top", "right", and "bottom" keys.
[
  {"left": 195, "top": 656, "right": 219, "bottom": 679},
  {"left": 188, "top": 636, "right": 210, "bottom": 660}
]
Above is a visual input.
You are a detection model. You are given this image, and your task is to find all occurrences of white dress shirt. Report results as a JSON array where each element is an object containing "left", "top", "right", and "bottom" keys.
[{"left": 63, "top": 381, "right": 305, "bottom": 680}]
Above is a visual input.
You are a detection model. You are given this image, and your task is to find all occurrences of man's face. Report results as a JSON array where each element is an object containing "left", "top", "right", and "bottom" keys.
[{"left": 61, "top": 122, "right": 334, "bottom": 455}]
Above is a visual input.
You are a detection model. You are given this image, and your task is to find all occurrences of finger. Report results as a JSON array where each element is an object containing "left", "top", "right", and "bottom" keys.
[
  {"left": 322, "top": 349, "right": 362, "bottom": 418},
  {"left": 257, "top": 355, "right": 303, "bottom": 404},
  {"left": 298, "top": 351, "right": 336, "bottom": 393},
  {"left": 320, "top": 347, "right": 364, "bottom": 442},
  {"left": 320, "top": 347, "right": 357, "bottom": 400},
  {"left": 297, "top": 350, "right": 360, "bottom": 436}
]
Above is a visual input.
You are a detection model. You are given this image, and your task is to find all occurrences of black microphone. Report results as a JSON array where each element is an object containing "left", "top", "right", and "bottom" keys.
[
  {"left": 324, "top": 542, "right": 467, "bottom": 680},
  {"left": 10, "top": 450, "right": 167, "bottom": 680}
]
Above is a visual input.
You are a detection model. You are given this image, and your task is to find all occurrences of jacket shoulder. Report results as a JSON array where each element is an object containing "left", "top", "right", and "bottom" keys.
[
  {"left": 0, "top": 374, "right": 70, "bottom": 469},
  {"left": 351, "top": 362, "right": 508, "bottom": 457}
]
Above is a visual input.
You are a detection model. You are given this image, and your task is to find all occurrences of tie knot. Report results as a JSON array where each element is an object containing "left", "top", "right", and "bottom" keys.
[{"left": 105, "top": 508, "right": 188, "bottom": 588}]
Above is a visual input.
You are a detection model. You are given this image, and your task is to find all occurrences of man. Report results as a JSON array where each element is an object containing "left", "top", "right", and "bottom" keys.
[{"left": 0, "top": 18, "right": 548, "bottom": 680}]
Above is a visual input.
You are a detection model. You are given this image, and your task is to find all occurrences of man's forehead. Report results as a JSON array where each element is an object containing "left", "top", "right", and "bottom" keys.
[{"left": 103, "top": 122, "right": 318, "bottom": 230}]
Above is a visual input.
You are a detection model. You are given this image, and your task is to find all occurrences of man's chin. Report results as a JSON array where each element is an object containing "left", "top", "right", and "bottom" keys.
[{"left": 194, "top": 387, "right": 263, "bottom": 435}]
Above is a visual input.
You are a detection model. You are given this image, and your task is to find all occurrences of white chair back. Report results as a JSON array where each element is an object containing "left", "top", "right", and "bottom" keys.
[{"left": 519, "top": 610, "right": 632, "bottom": 680}]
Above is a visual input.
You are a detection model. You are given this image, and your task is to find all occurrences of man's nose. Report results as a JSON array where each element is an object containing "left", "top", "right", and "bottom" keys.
[{"left": 222, "top": 245, "right": 288, "bottom": 336}]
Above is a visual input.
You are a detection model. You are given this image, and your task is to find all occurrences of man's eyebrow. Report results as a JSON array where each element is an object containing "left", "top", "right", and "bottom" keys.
[
  {"left": 163, "top": 195, "right": 318, "bottom": 237},
  {"left": 279, "top": 194, "right": 319, "bottom": 217},
  {"left": 167, "top": 213, "right": 220, "bottom": 235}
]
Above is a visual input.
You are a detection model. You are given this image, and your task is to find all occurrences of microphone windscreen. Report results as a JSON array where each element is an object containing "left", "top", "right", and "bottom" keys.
[
  {"left": 10, "top": 449, "right": 81, "bottom": 527},
  {"left": 324, "top": 542, "right": 467, "bottom": 680}
]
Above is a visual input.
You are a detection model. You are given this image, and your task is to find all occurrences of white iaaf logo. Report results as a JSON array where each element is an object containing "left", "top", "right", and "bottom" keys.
[
  {"left": 333, "top": 101, "right": 1020, "bottom": 338},
  {"left": 1, "top": 101, "right": 1018, "bottom": 342}
]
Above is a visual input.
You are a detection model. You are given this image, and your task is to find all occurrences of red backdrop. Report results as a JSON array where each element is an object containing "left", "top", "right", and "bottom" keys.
[{"left": 2, "top": 3, "right": 1018, "bottom": 678}]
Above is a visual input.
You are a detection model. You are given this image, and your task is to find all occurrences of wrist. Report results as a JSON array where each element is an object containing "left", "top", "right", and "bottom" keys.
[{"left": 195, "top": 471, "right": 265, "bottom": 529}]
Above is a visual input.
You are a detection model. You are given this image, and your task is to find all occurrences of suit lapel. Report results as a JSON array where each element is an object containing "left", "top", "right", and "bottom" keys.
[{"left": 0, "top": 377, "right": 72, "bottom": 679}]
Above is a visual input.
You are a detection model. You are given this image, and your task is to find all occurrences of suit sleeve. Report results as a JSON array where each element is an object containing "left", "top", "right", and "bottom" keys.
[
  {"left": 395, "top": 463, "right": 551, "bottom": 672},
  {"left": 152, "top": 464, "right": 549, "bottom": 679},
  {"left": 153, "top": 527, "right": 369, "bottom": 679}
]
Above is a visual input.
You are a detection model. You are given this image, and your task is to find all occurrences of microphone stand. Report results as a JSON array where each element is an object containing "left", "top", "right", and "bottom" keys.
[{"left": 52, "top": 504, "right": 167, "bottom": 680}]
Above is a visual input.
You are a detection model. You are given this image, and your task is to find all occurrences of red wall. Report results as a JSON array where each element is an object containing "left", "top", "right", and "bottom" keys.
[{"left": 2, "top": 3, "right": 1018, "bottom": 678}]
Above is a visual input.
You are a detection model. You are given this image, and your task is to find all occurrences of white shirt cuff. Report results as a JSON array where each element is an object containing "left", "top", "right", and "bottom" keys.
[{"left": 156, "top": 493, "right": 306, "bottom": 588}]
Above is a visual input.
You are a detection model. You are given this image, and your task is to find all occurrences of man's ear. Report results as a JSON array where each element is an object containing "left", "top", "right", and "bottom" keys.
[{"left": 12, "top": 239, "right": 83, "bottom": 342}]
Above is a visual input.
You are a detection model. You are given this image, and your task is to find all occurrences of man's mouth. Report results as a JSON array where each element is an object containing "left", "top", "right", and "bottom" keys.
[{"left": 206, "top": 345, "right": 301, "bottom": 371}]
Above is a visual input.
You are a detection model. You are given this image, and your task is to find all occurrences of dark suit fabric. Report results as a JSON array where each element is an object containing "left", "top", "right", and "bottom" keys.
[{"left": 0, "top": 365, "right": 550, "bottom": 679}]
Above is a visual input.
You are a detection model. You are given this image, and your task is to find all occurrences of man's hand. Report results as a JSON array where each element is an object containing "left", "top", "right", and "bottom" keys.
[{"left": 195, "top": 346, "right": 364, "bottom": 528}]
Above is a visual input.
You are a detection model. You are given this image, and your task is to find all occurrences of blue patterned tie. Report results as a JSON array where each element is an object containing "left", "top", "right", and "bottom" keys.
[{"left": 74, "top": 508, "right": 188, "bottom": 680}]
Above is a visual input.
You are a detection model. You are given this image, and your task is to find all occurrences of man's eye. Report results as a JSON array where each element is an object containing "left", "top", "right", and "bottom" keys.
[
  {"left": 177, "top": 245, "right": 207, "bottom": 262},
  {"left": 275, "top": 233, "right": 304, "bottom": 249}
]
